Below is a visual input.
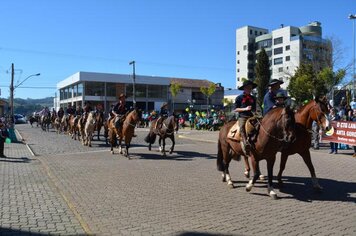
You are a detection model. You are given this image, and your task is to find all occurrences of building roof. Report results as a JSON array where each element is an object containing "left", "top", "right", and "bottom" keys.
[{"left": 224, "top": 89, "right": 242, "bottom": 96}]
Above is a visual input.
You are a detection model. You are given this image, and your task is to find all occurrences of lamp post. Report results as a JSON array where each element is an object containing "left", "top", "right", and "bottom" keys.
[
  {"left": 349, "top": 14, "right": 356, "bottom": 98},
  {"left": 129, "top": 61, "right": 136, "bottom": 108},
  {"left": 10, "top": 72, "right": 41, "bottom": 122}
]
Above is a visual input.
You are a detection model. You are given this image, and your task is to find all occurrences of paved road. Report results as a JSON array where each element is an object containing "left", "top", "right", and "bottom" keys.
[{"left": 0, "top": 124, "right": 355, "bottom": 235}]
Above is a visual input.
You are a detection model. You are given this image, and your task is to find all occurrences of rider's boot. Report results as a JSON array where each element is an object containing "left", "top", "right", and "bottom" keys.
[{"left": 240, "top": 132, "right": 251, "bottom": 155}]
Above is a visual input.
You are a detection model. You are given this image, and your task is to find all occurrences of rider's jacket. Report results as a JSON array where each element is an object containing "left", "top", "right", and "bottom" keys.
[
  {"left": 113, "top": 101, "right": 127, "bottom": 116},
  {"left": 159, "top": 108, "right": 169, "bottom": 118},
  {"left": 235, "top": 92, "right": 256, "bottom": 118},
  {"left": 66, "top": 107, "right": 75, "bottom": 115}
]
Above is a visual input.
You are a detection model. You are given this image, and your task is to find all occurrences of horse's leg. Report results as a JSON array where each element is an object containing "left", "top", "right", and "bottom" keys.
[
  {"left": 161, "top": 137, "right": 166, "bottom": 157},
  {"left": 158, "top": 137, "right": 163, "bottom": 152},
  {"left": 118, "top": 137, "right": 123, "bottom": 154},
  {"left": 243, "top": 155, "right": 250, "bottom": 178},
  {"left": 277, "top": 152, "right": 288, "bottom": 187},
  {"left": 267, "top": 156, "right": 277, "bottom": 199},
  {"left": 169, "top": 134, "right": 175, "bottom": 154},
  {"left": 246, "top": 156, "right": 260, "bottom": 192},
  {"left": 300, "top": 150, "right": 322, "bottom": 191}
]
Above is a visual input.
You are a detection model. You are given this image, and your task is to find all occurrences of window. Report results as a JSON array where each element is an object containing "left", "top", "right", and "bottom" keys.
[
  {"left": 285, "top": 45, "right": 290, "bottom": 50},
  {"left": 274, "top": 47, "right": 283, "bottom": 55},
  {"left": 106, "top": 83, "right": 116, "bottom": 97},
  {"left": 243, "top": 45, "right": 247, "bottom": 50},
  {"left": 257, "top": 39, "right": 272, "bottom": 50},
  {"left": 286, "top": 56, "right": 290, "bottom": 61},
  {"left": 237, "top": 69, "right": 240, "bottom": 72},
  {"left": 68, "top": 86, "right": 72, "bottom": 98},
  {"left": 237, "top": 51, "right": 240, "bottom": 55},
  {"left": 248, "top": 72, "right": 254, "bottom": 79},
  {"left": 126, "top": 84, "right": 146, "bottom": 98},
  {"left": 148, "top": 85, "right": 167, "bottom": 99},
  {"left": 250, "top": 29, "right": 252, "bottom": 35},
  {"left": 237, "top": 77, "right": 240, "bottom": 82},
  {"left": 237, "top": 60, "right": 240, "bottom": 64},
  {"left": 274, "top": 57, "right": 283, "bottom": 65},
  {"left": 260, "top": 31, "right": 262, "bottom": 35},
  {"left": 274, "top": 37, "right": 283, "bottom": 45},
  {"left": 77, "top": 83, "right": 83, "bottom": 97},
  {"left": 278, "top": 67, "right": 283, "bottom": 72},
  {"left": 85, "top": 82, "right": 105, "bottom": 96},
  {"left": 255, "top": 30, "right": 257, "bottom": 36}
]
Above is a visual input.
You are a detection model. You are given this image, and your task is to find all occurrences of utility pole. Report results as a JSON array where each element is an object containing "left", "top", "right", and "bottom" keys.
[
  {"left": 129, "top": 61, "right": 136, "bottom": 108},
  {"left": 10, "top": 63, "right": 14, "bottom": 125}
]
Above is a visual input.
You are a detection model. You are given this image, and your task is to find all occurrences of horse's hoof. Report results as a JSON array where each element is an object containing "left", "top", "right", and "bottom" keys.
[
  {"left": 245, "top": 184, "right": 252, "bottom": 192},
  {"left": 259, "top": 175, "right": 265, "bottom": 181},
  {"left": 269, "top": 191, "right": 278, "bottom": 200}
]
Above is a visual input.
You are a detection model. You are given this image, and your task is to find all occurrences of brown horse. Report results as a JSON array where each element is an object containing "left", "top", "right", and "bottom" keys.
[
  {"left": 144, "top": 115, "right": 178, "bottom": 156},
  {"left": 276, "top": 99, "right": 330, "bottom": 190},
  {"left": 108, "top": 108, "right": 141, "bottom": 158},
  {"left": 217, "top": 106, "right": 296, "bottom": 199},
  {"left": 94, "top": 111, "right": 105, "bottom": 140},
  {"left": 68, "top": 115, "right": 80, "bottom": 140}
]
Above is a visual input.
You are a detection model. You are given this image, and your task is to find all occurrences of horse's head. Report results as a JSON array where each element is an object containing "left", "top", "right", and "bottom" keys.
[
  {"left": 309, "top": 100, "right": 331, "bottom": 131},
  {"left": 278, "top": 106, "right": 296, "bottom": 144},
  {"left": 88, "top": 111, "right": 97, "bottom": 125}
]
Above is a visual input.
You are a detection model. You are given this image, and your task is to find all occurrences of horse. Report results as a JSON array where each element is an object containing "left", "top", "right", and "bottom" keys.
[
  {"left": 60, "top": 115, "right": 69, "bottom": 134},
  {"left": 68, "top": 115, "right": 80, "bottom": 140},
  {"left": 29, "top": 115, "right": 40, "bottom": 127},
  {"left": 275, "top": 99, "right": 330, "bottom": 190},
  {"left": 217, "top": 106, "right": 296, "bottom": 199},
  {"left": 108, "top": 108, "right": 141, "bottom": 158},
  {"left": 41, "top": 114, "right": 51, "bottom": 132},
  {"left": 83, "top": 111, "right": 97, "bottom": 147},
  {"left": 53, "top": 117, "right": 61, "bottom": 134},
  {"left": 144, "top": 115, "right": 178, "bottom": 156},
  {"left": 94, "top": 111, "right": 105, "bottom": 140},
  {"left": 77, "top": 115, "right": 86, "bottom": 144}
]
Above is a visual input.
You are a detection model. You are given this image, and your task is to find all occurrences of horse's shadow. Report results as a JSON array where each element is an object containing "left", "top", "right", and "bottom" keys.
[
  {"left": 135, "top": 150, "right": 216, "bottom": 161},
  {"left": 250, "top": 176, "right": 356, "bottom": 203}
]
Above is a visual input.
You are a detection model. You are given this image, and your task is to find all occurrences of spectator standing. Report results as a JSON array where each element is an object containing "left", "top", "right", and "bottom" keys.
[
  {"left": 329, "top": 108, "right": 340, "bottom": 154},
  {"left": 0, "top": 120, "right": 9, "bottom": 158}
]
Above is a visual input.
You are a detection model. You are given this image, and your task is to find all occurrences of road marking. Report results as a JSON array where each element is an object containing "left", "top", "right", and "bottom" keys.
[{"left": 178, "top": 135, "right": 217, "bottom": 144}]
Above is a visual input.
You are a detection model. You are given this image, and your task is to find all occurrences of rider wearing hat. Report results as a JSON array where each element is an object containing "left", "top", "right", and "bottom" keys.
[
  {"left": 274, "top": 92, "right": 288, "bottom": 108},
  {"left": 155, "top": 102, "right": 169, "bottom": 130},
  {"left": 0, "top": 120, "right": 9, "bottom": 158},
  {"left": 263, "top": 79, "right": 287, "bottom": 115},
  {"left": 112, "top": 93, "right": 127, "bottom": 130},
  {"left": 233, "top": 80, "right": 257, "bottom": 154}
]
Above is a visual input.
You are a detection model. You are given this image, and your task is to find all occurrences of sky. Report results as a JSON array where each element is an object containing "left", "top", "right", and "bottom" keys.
[{"left": 0, "top": 0, "right": 355, "bottom": 99}]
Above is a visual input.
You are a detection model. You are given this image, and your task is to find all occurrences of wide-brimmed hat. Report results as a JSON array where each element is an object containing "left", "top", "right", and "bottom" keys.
[
  {"left": 161, "top": 102, "right": 168, "bottom": 108},
  {"left": 238, "top": 80, "right": 257, "bottom": 90},
  {"left": 268, "top": 79, "right": 284, "bottom": 86},
  {"left": 274, "top": 92, "right": 288, "bottom": 99},
  {"left": 119, "top": 93, "right": 126, "bottom": 99}
]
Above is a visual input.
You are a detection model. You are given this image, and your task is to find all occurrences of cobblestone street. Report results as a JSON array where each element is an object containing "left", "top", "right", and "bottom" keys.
[{"left": 0, "top": 124, "right": 355, "bottom": 235}]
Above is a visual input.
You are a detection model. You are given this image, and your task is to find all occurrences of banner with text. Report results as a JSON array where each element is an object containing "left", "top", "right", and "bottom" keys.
[{"left": 321, "top": 121, "right": 356, "bottom": 146}]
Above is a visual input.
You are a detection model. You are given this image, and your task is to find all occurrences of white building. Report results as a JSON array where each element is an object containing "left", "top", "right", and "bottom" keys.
[
  {"left": 56, "top": 71, "right": 224, "bottom": 113},
  {"left": 236, "top": 21, "right": 331, "bottom": 89}
]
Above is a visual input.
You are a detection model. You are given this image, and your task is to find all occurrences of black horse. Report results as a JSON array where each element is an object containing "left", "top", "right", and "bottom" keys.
[{"left": 144, "top": 115, "right": 178, "bottom": 156}]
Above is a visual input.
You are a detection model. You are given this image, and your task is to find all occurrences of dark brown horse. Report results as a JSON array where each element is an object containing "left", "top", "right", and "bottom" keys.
[
  {"left": 217, "top": 106, "right": 296, "bottom": 199},
  {"left": 108, "top": 108, "right": 141, "bottom": 158},
  {"left": 94, "top": 111, "right": 105, "bottom": 140},
  {"left": 276, "top": 99, "right": 330, "bottom": 190},
  {"left": 144, "top": 115, "right": 178, "bottom": 156}
]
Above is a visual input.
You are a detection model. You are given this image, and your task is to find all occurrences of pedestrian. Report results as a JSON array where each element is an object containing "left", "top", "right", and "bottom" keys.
[
  {"left": 232, "top": 79, "right": 257, "bottom": 154},
  {"left": 312, "top": 121, "right": 320, "bottom": 150},
  {"left": 329, "top": 108, "right": 340, "bottom": 154},
  {"left": 0, "top": 119, "right": 9, "bottom": 158}
]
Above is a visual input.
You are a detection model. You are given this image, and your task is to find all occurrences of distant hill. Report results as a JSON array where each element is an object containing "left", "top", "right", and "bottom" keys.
[{"left": 9, "top": 97, "right": 54, "bottom": 116}]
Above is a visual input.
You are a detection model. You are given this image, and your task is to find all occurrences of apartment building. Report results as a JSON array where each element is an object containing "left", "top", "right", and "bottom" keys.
[{"left": 236, "top": 21, "right": 331, "bottom": 89}]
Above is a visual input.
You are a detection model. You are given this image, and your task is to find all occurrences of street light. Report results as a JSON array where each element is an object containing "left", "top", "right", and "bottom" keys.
[
  {"left": 10, "top": 72, "right": 41, "bottom": 121},
  {"left": 349, "top": 14, "right": 356, "bottom": 98},
  {"left": 129, "top": 61, "right": 136, "bottom": 108}
]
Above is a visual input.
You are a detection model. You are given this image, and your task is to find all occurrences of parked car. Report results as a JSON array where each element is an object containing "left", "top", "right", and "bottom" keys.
[{"left": 14, "top": 114, "right": 27, "bottom": 124}]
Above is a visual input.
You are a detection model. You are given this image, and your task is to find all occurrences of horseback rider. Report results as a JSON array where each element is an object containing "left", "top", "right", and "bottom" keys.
[
  {"left": 263, "top": 79, "right": 287, "bottom": 115},
  {"left": 274, "top": 92, "right": 288, "bottom": 108},
  {"left": 112, "top": 93, "right": 127, "bottom": 130},
  {"left": 38, "top": 106, "right": 50, "bottom": 122},
  {"left": 57, "top": 107, "right": 65, "bottom": 119},
  {"left": 74, "top": 105, "right": 83, "bottom": 125},
  {"left": 155, "top": 102, "right": 169, "bottom": 130},
  {"left": 233, "top": 80, "right": 257, "bottom": 155},
  {"left": 66, "top": 103, "right": 75, "bottom": 116},
  {"left": 82, "top": 101, "right": 92, "bottom": 124}
]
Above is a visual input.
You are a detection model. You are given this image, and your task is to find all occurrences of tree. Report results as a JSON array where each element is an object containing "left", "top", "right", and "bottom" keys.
[
  {"left": 254, "top": 48, "right": 271, "bottom": 109},
  {"left": 200, "top": 83, "right": 216, "bottom": 114},
  {"left": 169, "top": 82, "right": 182, "bottom": 112},
  {"left": 288, "top": 63, "right": 346, "bottom": 105}
]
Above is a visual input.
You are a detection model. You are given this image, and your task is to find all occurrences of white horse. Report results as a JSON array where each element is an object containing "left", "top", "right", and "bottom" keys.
[{"left": 84, "top": 111, "right": 97, "bottom": 147}]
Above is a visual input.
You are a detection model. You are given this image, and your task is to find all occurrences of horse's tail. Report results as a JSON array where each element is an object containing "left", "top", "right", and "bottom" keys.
[
  {"left": 144, "top": 131, "right": 156, "bottom": 144},
  {"left": 217, "top": 138, "right": 225, "bottom": 172}
]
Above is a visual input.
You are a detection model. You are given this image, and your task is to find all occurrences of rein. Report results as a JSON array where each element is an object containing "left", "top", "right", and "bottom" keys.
[{"left": 256, "top": 118, "right": 286, "bottom": 142}]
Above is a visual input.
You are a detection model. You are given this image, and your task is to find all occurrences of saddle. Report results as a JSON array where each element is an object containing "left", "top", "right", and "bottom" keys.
[{"left": 227, "top": 116, "right": 261, "bottom": 142}]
